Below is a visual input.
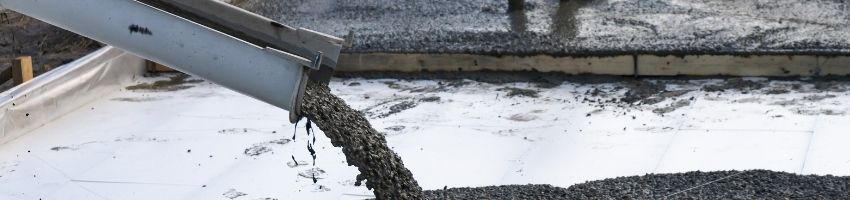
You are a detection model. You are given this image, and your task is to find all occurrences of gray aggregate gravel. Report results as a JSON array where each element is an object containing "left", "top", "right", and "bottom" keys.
[
  {"left": 239, "top": 0, "right": 850, "bottom": 56},
  {"left": 424, "top": 170, "right": 850, "bottom": 199}
]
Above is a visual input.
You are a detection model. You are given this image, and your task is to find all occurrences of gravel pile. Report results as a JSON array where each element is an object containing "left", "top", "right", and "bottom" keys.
[
  {"left": 425, "top": 170, "right": 850, "bottom": 199},
  {"left": 238, "top": 0, "right": 850, "bottom": 56}
]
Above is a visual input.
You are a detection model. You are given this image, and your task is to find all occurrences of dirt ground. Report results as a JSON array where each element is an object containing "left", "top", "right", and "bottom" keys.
[{"left": 0, "top": 10, "right": 101, "bottom": 89}]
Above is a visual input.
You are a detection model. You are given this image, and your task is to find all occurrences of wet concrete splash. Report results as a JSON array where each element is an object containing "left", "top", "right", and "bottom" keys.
[{"left": 302, "top": 83, "right": 423, "bottom": 199}]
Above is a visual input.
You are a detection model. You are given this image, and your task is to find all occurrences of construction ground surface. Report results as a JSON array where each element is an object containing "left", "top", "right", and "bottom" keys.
[
  {"left": 1, "top": 72, "right": 850, "bottom": 199},
  {"left": 2, "top": 0, "right": 850, "bottom": 199}
]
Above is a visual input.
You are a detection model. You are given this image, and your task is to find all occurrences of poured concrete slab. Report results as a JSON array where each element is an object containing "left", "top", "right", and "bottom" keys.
[
  {"left": 240, "top": 0, "right": 850, "bottom": 56},
  {"left": 236, "top": 0, "right": 850, "bottom": 76}
]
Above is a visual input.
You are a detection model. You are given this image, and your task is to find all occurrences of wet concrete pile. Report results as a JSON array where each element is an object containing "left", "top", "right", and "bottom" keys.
[
  {"left": 238, "top": 0, "right": 850, "bottom": 56},
  {"left": 425, "top": 170, "right": 850, "bottom": 199},
  {"left": 301, "top": 83, "right": 423, "bottom": 199}
]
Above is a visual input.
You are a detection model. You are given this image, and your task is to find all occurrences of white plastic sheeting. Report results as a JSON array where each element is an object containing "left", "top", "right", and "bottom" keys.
[{"left": 0, "top": 47, "right": 146, "bottom": 144}]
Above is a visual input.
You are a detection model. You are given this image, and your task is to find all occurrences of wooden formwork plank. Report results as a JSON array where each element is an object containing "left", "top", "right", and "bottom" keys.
[
  {"left": 12, "top": 56, "right": 33, "bottom": 85},
  {"left": 818, "top": 56, "right": 850, "bottom": 76},
  {"left": 322, "top": 53, "right": 850, "bottom": 76},
  {"left": 637, "top": 55, "right": 822, "bottom": 76},
  {"left": 337, "top": 53, "right": 634, "bottom": 75}
]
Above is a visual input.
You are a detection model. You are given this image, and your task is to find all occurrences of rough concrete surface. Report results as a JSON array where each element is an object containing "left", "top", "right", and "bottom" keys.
[
  {"left": 239, "top": 0, "right": 850, "bottom": 56},
  {"left": 302, "top": 83, "right": 423, "bottom": 199},
  {"left": 425, "top": 170, "right": 850, "bottom": 199}
]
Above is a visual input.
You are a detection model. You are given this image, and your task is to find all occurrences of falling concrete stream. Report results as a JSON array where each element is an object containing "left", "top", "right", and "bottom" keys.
[{"left": 301, "top": 82, "right": 424, "bottom": 199}]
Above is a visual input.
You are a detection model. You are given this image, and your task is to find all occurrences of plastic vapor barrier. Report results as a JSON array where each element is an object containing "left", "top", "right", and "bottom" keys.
[{"left": 0, "top": 47, "right": 146, "bottom": 144}]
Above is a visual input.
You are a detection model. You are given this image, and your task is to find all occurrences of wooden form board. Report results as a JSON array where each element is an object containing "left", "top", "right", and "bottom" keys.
[
  {"left": 11, "top": 56, "right": 33, "bottom": 85},
  {"left": 140, "top": 54, "right": 850, "bottom": 76},
  {"left": 337, "top": 53, "right": 850, "bottom": 76}
]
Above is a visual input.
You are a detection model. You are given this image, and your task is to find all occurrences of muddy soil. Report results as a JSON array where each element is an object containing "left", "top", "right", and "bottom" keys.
[
  {"left": 425, "top": 170, "right": 850, "bottom": 199},
  {"left": 302, "top": 82, "right": 423, "bottom": 199},
  {"left": 0, "top": 11, "right": 100, "bottom": 76}
]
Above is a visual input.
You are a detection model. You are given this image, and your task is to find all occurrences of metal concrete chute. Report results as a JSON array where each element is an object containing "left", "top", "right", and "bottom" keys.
[
  {"left": 137, "top": 0, "right": 344, "bottom": 79},
  {"left": 0, "top": 0, "right": 344, "bottom": 123}
]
